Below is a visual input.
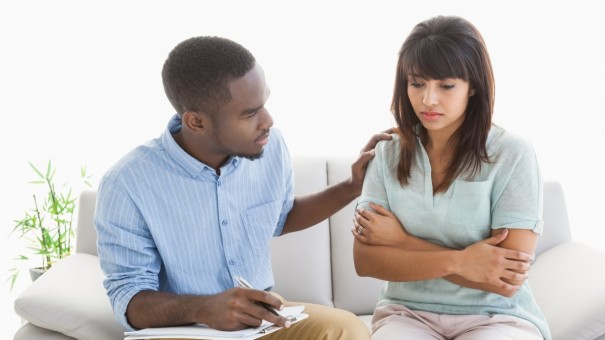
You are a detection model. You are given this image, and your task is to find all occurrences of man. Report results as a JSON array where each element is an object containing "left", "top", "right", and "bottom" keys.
[{"left": 95, "top": 36, "right": 391, "bottom": 339}]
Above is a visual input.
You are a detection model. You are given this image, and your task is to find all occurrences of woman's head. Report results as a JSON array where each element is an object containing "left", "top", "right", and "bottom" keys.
[
  {"left": 393, "top": 15, "right": 494, "bottom": 135},
  {"left": 392, "top": 16, "right": 495, "bottom": 191}
]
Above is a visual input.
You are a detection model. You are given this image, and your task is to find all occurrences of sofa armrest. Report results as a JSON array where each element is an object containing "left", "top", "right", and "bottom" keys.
[
  {"left": 14, "top": 253, "right": 124, "bottom": 340},
  {"left": 529, "top": 241, "right": 605, "bottom": 340}
]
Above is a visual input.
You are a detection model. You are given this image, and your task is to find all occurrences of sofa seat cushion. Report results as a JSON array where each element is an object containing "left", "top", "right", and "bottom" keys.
[
  {"left": 14, "top": 322, "right": 76, "bottom": 340},
  {"left": 14, "top": 253, "right": 124, "bottom": 340},
  {"left": 530, "top": 241, "right": 605, "bottom": 340}
]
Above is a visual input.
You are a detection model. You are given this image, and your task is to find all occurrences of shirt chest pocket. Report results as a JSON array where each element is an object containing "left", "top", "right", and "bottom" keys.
[
  {"left": 447, "top": 180, "right": 492, "bottom": 229},
  {"left": 241, "top": 200, "right": 282, "bottom": 256}
]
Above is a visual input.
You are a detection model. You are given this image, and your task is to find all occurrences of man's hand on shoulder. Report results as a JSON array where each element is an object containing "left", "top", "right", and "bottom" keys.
[{"left": 350, "top": 128, "right": 396, "bottom": 194}]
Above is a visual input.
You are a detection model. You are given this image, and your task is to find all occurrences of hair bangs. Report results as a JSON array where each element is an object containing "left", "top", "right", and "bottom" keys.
[{"left": 401, "top": 38, "right": 469, "bottom": 82}]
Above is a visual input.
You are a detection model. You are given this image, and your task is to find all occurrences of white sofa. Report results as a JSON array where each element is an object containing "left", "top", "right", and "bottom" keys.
[{"left": 13, "top": 156, "right": 605, "bottom": 340}]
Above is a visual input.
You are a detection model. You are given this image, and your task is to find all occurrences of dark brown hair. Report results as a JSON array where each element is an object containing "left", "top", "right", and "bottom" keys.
[{"left": 391, "top": 15, "right": 495, "bottom": 192}]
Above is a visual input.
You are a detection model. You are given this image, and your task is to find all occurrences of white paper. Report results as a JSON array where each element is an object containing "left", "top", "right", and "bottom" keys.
[{"left": 124, "top": 305, "right": 307, "bottom": 340}]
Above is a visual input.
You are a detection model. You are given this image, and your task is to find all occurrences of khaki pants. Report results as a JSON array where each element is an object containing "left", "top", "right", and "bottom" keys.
[{"left": 262, "top": 299, "right": 369, "bottom": 340}]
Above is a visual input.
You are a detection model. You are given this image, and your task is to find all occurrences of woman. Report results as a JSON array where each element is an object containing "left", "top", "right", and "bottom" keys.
[{"left": 353, "top": 15, "right": 550, "bottom": 339}]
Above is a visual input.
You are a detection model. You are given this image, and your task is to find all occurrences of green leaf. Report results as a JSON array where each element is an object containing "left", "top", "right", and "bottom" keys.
[
  {"left": 6, "top": 268, "right": 19, "bottom": 291},
  {"left": 45, "top": 160, "right": 52, "bottom": 179},
  {"left": 28, "top": 162, "right": 45, "bottom": 180},
  {"left": 28, "top": 180, "right": 46, "bottom": 184},
  {"left": 49, "top": 166, "right": 56, "bottom": 181}
]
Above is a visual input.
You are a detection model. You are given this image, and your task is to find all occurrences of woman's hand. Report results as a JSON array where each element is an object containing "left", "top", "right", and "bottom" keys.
[
  {"left": 352, "top": 202, "right": 408, "bottom": 247},
  {"left": 455, "top": 229, "right": 532, "bottom": 291}
]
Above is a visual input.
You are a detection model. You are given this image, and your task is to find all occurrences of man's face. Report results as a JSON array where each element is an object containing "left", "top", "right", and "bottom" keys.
[{"left": 207, "top": 63, "right": 273, "bottom": 161}]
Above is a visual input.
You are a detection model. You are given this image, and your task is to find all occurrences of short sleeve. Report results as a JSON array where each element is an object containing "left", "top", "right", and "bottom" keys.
[
  {"left": 491, "top": 138, "right": 544, "bottom": 234},
  {"left": 357, "top": 140, "right": 391, "bottom": 211}
]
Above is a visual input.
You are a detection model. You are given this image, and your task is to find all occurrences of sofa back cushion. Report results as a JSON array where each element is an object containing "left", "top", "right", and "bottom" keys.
[
  {"left": 270, "top": 156, "right": 334, "bottom": 306},
  {"left": 537, "top": 181, "right": 572, "bottom": 255},
  {"left": 327, "top": 157, "right": 385, "bottom": 315},
  {"left": 75, "top": 189, "right": 99, "bottom": 256}
]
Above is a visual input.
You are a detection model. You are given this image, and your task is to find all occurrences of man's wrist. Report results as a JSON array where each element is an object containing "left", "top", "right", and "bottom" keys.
[{"left": 342, "top": 178, "right": 362, "bottom": 201}]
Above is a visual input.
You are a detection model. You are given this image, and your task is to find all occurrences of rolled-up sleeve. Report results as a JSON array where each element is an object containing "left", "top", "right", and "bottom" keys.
[
  {"left": 94, "top": 177, "right": 161, "bottom": 330},
  {"left": 357, "top": 140, "right": 391, "bottom": 211},
  {"left": 491, "top": 139, "right": 544, "bottom": 234}
]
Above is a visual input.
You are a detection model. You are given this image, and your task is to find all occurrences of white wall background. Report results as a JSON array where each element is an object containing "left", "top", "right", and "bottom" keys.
[{"left": 1, "top": 0, "right": 604, "bottom": 337}]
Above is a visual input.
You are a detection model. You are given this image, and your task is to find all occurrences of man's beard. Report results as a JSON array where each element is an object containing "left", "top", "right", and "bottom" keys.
[{"left": 235, "top": 149, "right": 264, "bottom": 161}]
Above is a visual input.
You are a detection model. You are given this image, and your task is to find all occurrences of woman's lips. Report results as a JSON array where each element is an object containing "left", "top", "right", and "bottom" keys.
[{"left": 421, "top": 111, "right": 443, "bottom": 121}]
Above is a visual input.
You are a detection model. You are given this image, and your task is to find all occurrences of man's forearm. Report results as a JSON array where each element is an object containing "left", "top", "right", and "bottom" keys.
[
  {"left": 281, "top": 179, "right": 357, "bottom": 235},
  {"left": 126, "top": 290, "right": 207, "bottom": 329}
]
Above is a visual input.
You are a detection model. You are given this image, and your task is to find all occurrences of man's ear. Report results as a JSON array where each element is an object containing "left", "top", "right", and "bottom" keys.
[{"left": 182, "top": 111, "right": 208, "bottom": 131}]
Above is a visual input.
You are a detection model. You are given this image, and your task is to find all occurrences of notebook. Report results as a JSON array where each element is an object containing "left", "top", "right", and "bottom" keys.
[{"left": 124, "top": 305, "right": 308, "bottom": 340}]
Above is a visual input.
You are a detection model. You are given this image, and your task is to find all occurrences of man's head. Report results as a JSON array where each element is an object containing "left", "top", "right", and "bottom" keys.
[
  {"left": 162, "top": 36, "right": 256, "bottom": 116},
  {"left": 162, "top": 36, "right": 273, "bottom": 170}
]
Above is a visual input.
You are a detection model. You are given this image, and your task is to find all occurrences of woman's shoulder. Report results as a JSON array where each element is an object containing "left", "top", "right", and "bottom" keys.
[
  {"left": 488, "top": 124, "right": 537, "bottom": 161},
  {"left": 489, "top": 125, "right": 535, "bottom": 152},
  {"left": 368, "top": 132, "right": 401, "bottom": 168},
  {"left": 376, "top": 132, "right": 401, "bottom": 153}
]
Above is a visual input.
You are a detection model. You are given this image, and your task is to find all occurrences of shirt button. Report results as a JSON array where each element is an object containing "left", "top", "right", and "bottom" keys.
[
  {"left": 229, "top": 260, "right": 236, "bottom": 265},
  {"left": 221, "top": 220, "right": 228, "bottom": 226},
  {"left": 217, "top": 180, "right": 222, "bottom": 186}
]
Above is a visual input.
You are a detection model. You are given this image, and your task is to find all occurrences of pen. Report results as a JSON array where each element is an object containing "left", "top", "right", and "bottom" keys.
[{"left": 234, "top": 276, "right": 280, "bottom": 317}]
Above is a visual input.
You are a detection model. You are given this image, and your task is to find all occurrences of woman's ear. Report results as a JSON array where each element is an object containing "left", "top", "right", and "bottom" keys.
[{"left": 469, "top": 88, "right": 476, "bottom": 97}]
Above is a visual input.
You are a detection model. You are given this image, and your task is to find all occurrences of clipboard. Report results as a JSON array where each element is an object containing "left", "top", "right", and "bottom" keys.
[{"left": 123, "top": 305, "right": 308, "bottom": 340}]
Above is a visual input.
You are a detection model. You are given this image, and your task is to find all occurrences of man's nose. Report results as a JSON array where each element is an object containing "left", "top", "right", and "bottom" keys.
[{"left": 260, "top": 108, "right": 273, "bottom": 129}]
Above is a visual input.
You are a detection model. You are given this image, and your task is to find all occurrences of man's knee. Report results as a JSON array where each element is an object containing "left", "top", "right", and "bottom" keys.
[{"left": 300, "top": 304, "right": 370, "bottom": 340}]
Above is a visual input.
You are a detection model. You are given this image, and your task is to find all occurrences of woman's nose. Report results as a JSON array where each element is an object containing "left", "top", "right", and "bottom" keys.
[{"left": 422, "top": 86, "right": 439, "bottom": 107}]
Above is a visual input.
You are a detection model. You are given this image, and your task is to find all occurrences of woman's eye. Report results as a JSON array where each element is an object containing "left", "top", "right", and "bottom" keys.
[
  {"left": 441, "top": 84, "right": 455, "bottom": 90},
  {"left": 409, "top": 82, "right": 423, "bottom": 88}
]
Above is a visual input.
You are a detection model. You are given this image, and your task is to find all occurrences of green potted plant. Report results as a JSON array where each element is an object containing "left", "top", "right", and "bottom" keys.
[{"left": 7, "top": 161, "right": 92, "bottom": 290}]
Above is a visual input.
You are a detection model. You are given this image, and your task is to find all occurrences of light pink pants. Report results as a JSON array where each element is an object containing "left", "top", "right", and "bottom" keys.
[{"left": 372, "top": 304, "right": 543, "bottom": 340}]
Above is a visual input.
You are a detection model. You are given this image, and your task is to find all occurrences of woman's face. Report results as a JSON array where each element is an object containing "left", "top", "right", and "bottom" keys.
[{"left": 407, "top": 76, "right": 473, "bottom": 138}]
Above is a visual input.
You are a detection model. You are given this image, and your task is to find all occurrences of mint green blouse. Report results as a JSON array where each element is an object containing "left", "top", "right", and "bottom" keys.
[{"left": 357, "top": 124, "right": 550, "bottom": 339}]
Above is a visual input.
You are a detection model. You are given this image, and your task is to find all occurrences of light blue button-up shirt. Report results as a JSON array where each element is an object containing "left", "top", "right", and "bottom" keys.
[
  {"left": 357, "top": 124, "right": 550, "bottom": 339},
  {"left": 95, "top": 114, "right": 295, "bottom": 330}
]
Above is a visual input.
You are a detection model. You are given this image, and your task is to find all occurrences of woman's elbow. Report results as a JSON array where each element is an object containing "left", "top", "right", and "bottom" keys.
[
  {"left": 354, "top": 258, "right": 369, "bottom": 277},
  {"left": 353, "top": 241, "right": 373, "bottom": 277}
]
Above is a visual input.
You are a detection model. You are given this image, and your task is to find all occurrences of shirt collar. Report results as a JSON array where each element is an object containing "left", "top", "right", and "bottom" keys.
[{"left": 161, "top": 114, "right": 240, "bottom": 178}]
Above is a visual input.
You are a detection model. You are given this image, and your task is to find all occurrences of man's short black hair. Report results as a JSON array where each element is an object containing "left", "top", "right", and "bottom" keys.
[{"left": 162, "top": 36, "right": 256, "bottom": 115}]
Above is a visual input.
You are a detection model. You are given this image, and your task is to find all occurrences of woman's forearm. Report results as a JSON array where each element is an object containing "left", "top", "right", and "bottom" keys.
[
  {"left": 354, "top": 231, "right": 530, "bottom": 297},
  {"left": 353, "top": 240, "right": 458, "bottom": 281},
  {"left": 401, "top": 232, "right": 529, "bottom": 297}
]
